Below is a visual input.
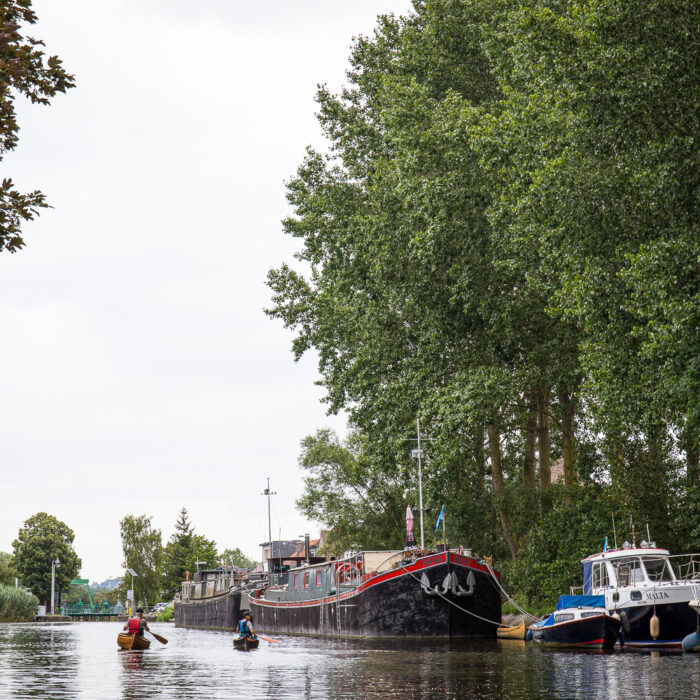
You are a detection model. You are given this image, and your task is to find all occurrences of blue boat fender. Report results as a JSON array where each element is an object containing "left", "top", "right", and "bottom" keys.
[
  {"left": 682, "top": 630, "right": 700, "bottom": 652},
  {"left": 525, "top": 629, "right": 532, "bottom": 641}
]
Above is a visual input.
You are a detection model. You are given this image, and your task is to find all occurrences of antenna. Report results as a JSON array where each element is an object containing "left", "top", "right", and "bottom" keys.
[
  {"left": 612, "top": 513, "right": 618, "bottom": 549},
  {"left": 630, "top": 515, "right": 636, "bottom": 547},
  {"left": 646, "top": 523, "right": 651, "bottom": 543},
  {"left": 262, "top": 478, "right": 276, "bottom": 573}
]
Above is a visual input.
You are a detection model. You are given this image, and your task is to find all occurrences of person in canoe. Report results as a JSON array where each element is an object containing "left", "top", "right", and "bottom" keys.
[
  {"left": 123, "top": 607, "right": 150, "bottom": 638},
  {"left": 237, "top": 612, "right": 257, "bottom": 641}
]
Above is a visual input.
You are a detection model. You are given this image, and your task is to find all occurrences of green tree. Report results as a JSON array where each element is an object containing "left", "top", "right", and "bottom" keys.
[
  {"left": 0, "top": 0, "right": 75, "bottom": 253},
  {"left": 0, "top": 552, "right": 17, "bottom": 586},
  {"left": 12, "top": 512, "right": 81, "bottom": 604},
  {"left": 269, "top": 0, "right": 700, "bottom": 597},
  {"left": 162, "top": 507, "right": 217, "bottom": 597},
  {"left": 296, "top": 428, "right": 410, "bottom": 555},
  {"left": 119, "top": 515, "right": 163, "bottom": 606},
  {"left": 219, "top": 548, "right": 257, "bottom": 570}
]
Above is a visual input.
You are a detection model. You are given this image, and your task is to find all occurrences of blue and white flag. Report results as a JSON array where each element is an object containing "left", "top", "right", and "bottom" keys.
[
  {"left": 603, "top": 536, "right": 608, "bottom": 552},
  {"left": 435, "top": 505, "right": 444, "bottom": 532}
]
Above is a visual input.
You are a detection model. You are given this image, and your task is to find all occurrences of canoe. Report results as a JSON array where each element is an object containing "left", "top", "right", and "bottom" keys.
[
  {"left": 233, "top": 635, "right": 259, "bottom": 650},
  {"left": 117, "top": 633, "right": 151, "bottom": 650},
  {"left": 497, "top": 620, "right": 527, "bottom": 640}
]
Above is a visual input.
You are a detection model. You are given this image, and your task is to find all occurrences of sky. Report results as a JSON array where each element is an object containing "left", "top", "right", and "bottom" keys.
[{"left": 0, "top": 0, "right": 413, "bottom": 582}]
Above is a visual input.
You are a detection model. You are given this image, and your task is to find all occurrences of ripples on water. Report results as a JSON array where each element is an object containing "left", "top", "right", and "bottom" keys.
[{"left": 0, "top": 622, "right": 698, "bottom": 699}]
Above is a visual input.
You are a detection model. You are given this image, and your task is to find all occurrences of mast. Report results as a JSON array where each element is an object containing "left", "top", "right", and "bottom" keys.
[{"left": 416, "top": 417, "right": 425, "bottom": 550}]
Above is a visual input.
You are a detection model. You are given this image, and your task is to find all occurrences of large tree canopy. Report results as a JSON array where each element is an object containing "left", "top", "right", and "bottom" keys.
[
  {"left": 12, "top": 512, "right": 81, "bottom": 604},
  {"left": 268, "top": 0, "right": 699, "bottom": 602}
]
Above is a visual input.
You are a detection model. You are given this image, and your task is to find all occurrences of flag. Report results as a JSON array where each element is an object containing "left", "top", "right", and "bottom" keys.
[
  {"left": 435, "top": 505, "right": 444, "bottom": 533},
  {"left": 603, "top": 536, "right": 608, "bottom": 552}
]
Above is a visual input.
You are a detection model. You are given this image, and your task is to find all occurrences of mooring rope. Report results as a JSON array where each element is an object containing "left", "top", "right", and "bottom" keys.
[{"left": 481, "top": 559, "right": 538, "bottom": 622}]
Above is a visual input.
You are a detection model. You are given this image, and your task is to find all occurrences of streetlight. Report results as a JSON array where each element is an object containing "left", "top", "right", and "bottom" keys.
[
  {"left": 50, "top": 559, "right": 60, "bottom": 615},
  {"left": 126, "top": 568, "right": 138, "bottom": 614}
]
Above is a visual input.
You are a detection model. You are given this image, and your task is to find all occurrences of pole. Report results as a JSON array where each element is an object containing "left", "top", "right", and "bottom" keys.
[
  {"left": 262, "top": 478, "right": 276, "bottom": 573},
  {"left": 417, "top": 417, "right": 424, "bottom": 550},
  {"left": 442, "top": 504, "right": 447, "bottom": 550},
  {"left": 50, "top": 561, "right": 55, "bottom": 616}
]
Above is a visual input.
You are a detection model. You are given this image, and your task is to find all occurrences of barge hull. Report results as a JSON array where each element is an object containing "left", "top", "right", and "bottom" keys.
[
  {"left": 250, "top": 556, "right": 501, "bottom": 639},
  {"left": 174, "top": 589, "right": 243, "bottom": 631}
]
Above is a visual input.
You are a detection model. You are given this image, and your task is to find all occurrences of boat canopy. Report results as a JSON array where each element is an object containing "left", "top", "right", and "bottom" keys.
[
  {"left": 556, "top": 594, "right": 604, "bottom": 610},
  {"left": 538, "top": 595, "right": 605, "bottom": 628}
]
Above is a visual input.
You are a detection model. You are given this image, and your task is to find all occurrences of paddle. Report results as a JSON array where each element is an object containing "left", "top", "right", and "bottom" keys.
[
  {"left": 148, "top": 631, "right": 168, "bottom": 645},
  {"left": 256, "top": 635, "right": 279, "bottom": 644}
]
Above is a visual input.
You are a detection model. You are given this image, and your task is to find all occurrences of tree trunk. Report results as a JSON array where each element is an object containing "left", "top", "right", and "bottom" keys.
[
  {"left": 688, "top": 446, "right": 700, "bottom": 483},
  {"left": 523, "top": 392, "right": 538, "bottom": 519},
  {"left": 487, "top": 422, "right": 518, "bottom": 562},
  {"left": 682, "top": 424, "right": 699, "bottom": 483},
  {"left": 537, "top": 386, "right": 551, "bottom": 514},
  {"left": 559, "top": 385, "right": 577, "bottom": 502},
  {"left": 523, "top": 393, "right": 537, "bottom": 491}
]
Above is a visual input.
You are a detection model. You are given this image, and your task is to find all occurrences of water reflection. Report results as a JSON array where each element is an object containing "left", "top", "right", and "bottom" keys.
[{"left": 0, "top": 622, "right": 698, "bottom": 699}]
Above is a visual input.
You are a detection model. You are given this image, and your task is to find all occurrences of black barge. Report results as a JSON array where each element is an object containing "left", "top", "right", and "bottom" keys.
[{"left": 249, "top": 549, "right": 501, "bottom": 638}]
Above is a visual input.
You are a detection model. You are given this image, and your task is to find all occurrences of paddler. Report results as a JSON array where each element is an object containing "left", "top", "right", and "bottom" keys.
[
  {"left": 238, "top": 612, "right": 257, "bottom": 640},
  {"left": 123, "top": 607, "right": 150, "bottom": 637}
]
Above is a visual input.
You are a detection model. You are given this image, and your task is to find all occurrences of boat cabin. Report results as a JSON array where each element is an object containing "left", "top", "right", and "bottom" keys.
[
  {"left": 581, "top": 543, "right": 676, "bottom": 596},
  {"left": 261, "top": 550, "right": 407, "bottom": 603},
  {"left": 179, "top": 567, "right": 242, "bottom": 602}
]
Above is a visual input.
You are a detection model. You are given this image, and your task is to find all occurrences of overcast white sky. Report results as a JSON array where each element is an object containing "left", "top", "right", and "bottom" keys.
[{"left": 0, "top": 0, "right": 413, "bottom": 582}]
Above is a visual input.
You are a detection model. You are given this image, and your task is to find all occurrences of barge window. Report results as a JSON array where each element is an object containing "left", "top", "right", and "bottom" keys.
[
  {"left": 304, "top": 572, "right": 310, "bottom": 588},
  {"left": 642, "top": 557, "right": 673, "bottom": 582},
  {"left": 580, "top": 612, "right": 600, "bottom": 619},
  {"left": 316, "top": 571, "right": 322, "bottom": 586},
  {"left": 293, "top": 574, "right": 299, "bottom": 589},
  {"left": 554, "top": 613, "right": 574, "bottom": 623}
]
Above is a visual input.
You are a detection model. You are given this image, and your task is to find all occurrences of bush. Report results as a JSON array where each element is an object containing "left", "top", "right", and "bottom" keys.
[
  {"left": 156, "top": 605, "right": 173, "bottom": 622},
  {"left": 503, "top": 485, "right": 615, "bottom": 609},
  {"left": 0, "top": 584, "right": 39, "bottom": 621}
]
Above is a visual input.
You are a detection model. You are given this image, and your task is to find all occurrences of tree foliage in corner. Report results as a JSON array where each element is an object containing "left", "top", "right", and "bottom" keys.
[
  {"left": 268, "top": 0, "right": 699, "bottom": 605},
  {"left": 119, "top": 514, "right": 163, "bottom": 605},
  {"left": 0, "top": 0, "right": 75, "bottom": 253},
  {"left": 12, "top": 512, "right": 81, "bottom": 604}
]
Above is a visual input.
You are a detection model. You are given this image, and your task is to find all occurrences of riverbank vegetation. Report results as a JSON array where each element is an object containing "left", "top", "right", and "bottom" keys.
[
  {"left": 267, "top": 0, "right": 699, "bottom": 608},
  {"left": 0, "top": 584, "right": 39, "bottom": 622}
]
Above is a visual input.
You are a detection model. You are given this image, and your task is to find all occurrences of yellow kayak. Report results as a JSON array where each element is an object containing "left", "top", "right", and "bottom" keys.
[{"left": 497, "top": 620, "right": 527, "bottom": 640}]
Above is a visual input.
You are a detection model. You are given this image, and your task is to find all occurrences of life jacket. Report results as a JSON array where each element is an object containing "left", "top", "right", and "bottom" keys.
[
  {"left": 238, "top": 619, "right": 249, "bottom": 635},
  {"left": 128, "top": 617, "right": 142, "bottom": 635}
]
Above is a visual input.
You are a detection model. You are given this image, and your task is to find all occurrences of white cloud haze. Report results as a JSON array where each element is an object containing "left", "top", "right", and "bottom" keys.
[{"left": 0, "top": 0, "right": 412, "bottom": 581}]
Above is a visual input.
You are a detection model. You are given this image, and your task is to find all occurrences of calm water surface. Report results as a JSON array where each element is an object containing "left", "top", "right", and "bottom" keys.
[{"left": 0, "top": 622, "right": 699, "bottom": 699}]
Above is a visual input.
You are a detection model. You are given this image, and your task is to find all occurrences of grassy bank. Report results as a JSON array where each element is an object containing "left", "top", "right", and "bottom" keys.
[{"left": 0, "top": 584, "right": 39, "bottom": 622}]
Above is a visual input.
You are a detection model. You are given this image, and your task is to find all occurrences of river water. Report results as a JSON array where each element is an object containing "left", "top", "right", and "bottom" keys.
[{"left": 0, "top": 622, "right": 699, "bottom": 699}]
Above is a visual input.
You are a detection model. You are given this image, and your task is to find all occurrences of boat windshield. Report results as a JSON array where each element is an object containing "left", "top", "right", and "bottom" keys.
[
  {"left": 641, "top": 556, "right": 673, "bottom": 582},
  {"left": 615, "top": 557, "right": 645, "bottom": 587}
]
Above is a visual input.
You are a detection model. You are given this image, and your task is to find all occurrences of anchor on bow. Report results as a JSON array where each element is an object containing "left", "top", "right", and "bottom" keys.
[{"left": 421, "top": 570, "right": 475, "bottom": 597}]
